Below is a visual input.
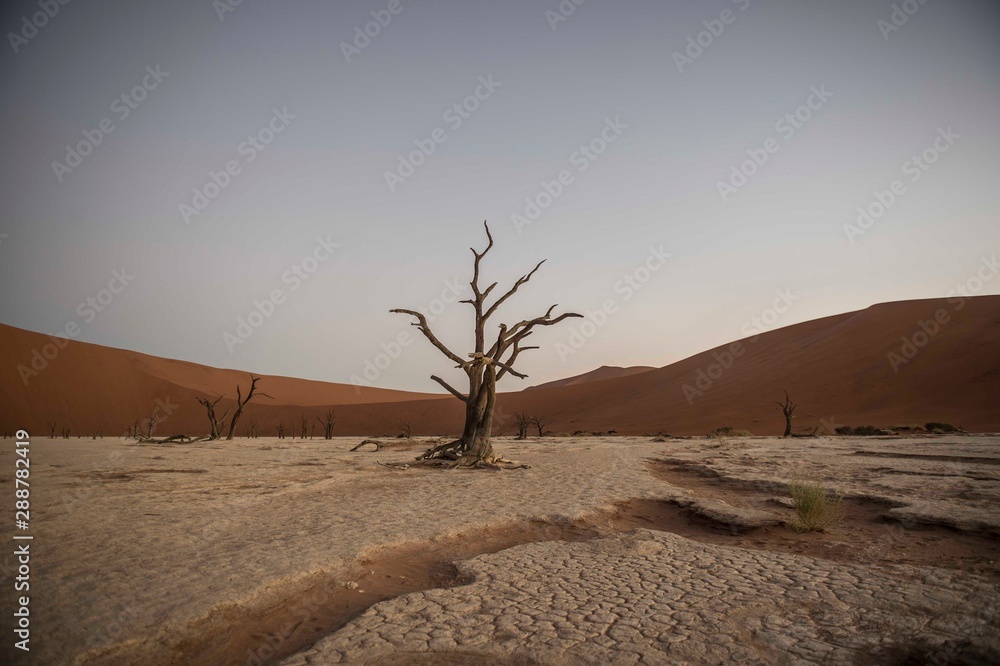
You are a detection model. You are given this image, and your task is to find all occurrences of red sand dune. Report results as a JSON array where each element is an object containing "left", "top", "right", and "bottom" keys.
[{"left": 1, "top": 295, "right": 997, "bottom": 437}]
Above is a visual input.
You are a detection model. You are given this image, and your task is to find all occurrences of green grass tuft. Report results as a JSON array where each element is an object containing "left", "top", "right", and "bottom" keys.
[{"left": 790, "top": 481, "right": 844, "bottom": 532}]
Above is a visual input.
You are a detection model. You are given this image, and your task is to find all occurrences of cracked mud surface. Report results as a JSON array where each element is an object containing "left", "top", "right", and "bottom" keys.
[
  {"left": 284, "top": 529, "right": 998, "bottom": 665},
  {"left": 284, "top": 435, "right": 1000, "bottom": 665},
  {"left": 2, "top": 435, "right": 998, "bottom": 665}
]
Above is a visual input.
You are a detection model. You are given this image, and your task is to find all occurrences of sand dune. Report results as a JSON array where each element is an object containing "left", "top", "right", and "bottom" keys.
[
  {"left": 1, "top": 295, "right": 998, "bottom": 437},
  {"left": 0, "top": 324, "right": 446, "bottom": 437},
  {"left": 489, "top": 295, "right": 1000, "bottom": 435}
]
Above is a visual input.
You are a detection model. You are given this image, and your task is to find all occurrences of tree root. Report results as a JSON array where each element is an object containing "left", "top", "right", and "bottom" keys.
[
  {"left": 416, "top": 438, "right": 464, "bottom": 460},
  {"left": 407, "top": 453, "right": 529, "bottom": 470}
]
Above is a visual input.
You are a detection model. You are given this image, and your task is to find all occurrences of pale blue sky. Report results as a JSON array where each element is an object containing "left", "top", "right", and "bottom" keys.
[{"left": 1, "top": 0, "right": 998, "bottom": 392}]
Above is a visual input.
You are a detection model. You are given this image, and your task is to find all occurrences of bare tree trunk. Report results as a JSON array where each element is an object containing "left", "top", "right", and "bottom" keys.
[
  {"left": 196, "top": 396, "right": 231, "bottom": 440},
  {"left": 394, "top": 222, "right": 580, "bottom": 469},
  {"left": 460, "top": 362, "right": 496, "bottom": 464},
  {"left": 513, "top": 412, "right": 530, "bottom": 439},
  {"left": 226, "top": 375, "right": 272, "bottom": 441},
  {"left": 318, "top": 410, "right": 336, "bottom": 439},
  {"left": 531, "top": 415, "right": 546, "bottom": 437},
  {"left": 776, "top": 391, "right": 797, "bottom": 438}
]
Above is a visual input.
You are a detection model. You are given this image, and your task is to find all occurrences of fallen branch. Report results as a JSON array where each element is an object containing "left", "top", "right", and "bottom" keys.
[
  {"left": 350, "top": 439, "right": 382, "bottom": 452},
  {"left": 376, "top": 460, "right": 410, "bottom": 470},
  {"left": 136, "top": 434, "right": 211, "bottom": 444}
]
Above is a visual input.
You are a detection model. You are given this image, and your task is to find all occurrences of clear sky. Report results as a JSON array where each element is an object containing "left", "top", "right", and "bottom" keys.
[{"left": 1, "top": 0, "right": 998, "bottom": 393}]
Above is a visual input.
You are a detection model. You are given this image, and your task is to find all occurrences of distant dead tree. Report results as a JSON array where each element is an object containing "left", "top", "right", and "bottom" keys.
[
  {"left": 196, "top": 395, "right": 233, "bottom": 440},
  {"left": 531, "top": 414, "right": 547, "bottom": 437},
  {"left": 513, "top": 411, "right": 532, "bottom": 440},
  {"left": 61, "top": 427, "right": 71, "bottom": 439},
  {"left": 299, "top": 415, "right": 309, "bottom": 439},
  {"left": 276, "top": 423, "right": 286, "bottom": 439},
  {"left": 47, "top": 421, "right": 57, "bottom": 438},
  {"left": 225, "top": 374, "right": 272, "bottom": 441},
  {"left": 143, "top": 409, "right": 166, "bottom": 439},
  {"left": 243, "top": 418, "right": 260, "bottom": 439},
  {"left": 391, "top": 222, "right": 580, "bottom": 467},
  {"left": 309, "top": 422, "right": 316, "bottom": 439},
  {"left": 398, "top": 422, "right": 411, "bottom": 439},
  {"left": 776, "top": 391, "right": 798, "bottom": 438},
  {"left": 318, "top": 410, "right": 336, "bottom": 439}
]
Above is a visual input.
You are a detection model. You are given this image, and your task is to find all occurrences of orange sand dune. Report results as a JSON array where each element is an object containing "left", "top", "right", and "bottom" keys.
[
  {"left": 0, "top": 324, "right": 446, "bottom": 436},
  {"left": 488, "top": 295, "right": 1000, "bottom": 435},
  {"left": 1, "top": 295, "right": 997, "bottom": 437}
]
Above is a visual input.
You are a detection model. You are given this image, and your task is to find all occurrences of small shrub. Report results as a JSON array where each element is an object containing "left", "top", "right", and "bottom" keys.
[
  {"left": 834, "top": 425, "right": 888, "bottom": 436},
  {"left": 790, "top": 482, "right": 844, "bottom": 532},
  {"left": 925, "top": 422, "right": 960, "bottom": 434},
  {"left": 707, "top": 426, "right": 752, "bottom": 438},
  {"left": 890, "top": 424, "right": 926, "bottom": 434}
]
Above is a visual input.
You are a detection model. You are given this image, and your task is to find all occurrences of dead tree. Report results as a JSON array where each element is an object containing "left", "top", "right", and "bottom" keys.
[
  {"left": 196, "top": 395, "right": 233, "bottom": 440},
  {"left": 61, "top": 427, "right": 71, "bottom": 439},
  {"left": 143, "top": 410, "right": 165, "bottom": 439},
  {"left": 226, "top": 374, "right": 272, "bottom": 440},
  {"left": 514, "top": 411, "right": 532, "bottom": 440},
  {"left": 276, "top": 423, "right": 286, "bottom": 439},
  {"left": 531, "top": 414, "right": 547, "bottom": 437},
  {"left": 299, "top": 415, "right": 309, "bottom": 439},
  {"left": 47, "top": 421, "right": 57, "bottom": 438},
  {"left": 318, "top": 410, "right": 336, "bottom": 439},
  {"left": 398, "top": 422, "right": 411, "bottom": 439},
  {"left": 776, "top": 391, "right": 797, "bottom": 437},
  {"left": 391, "top": 222, "right": 580, "bottom": 468},
  {"left": 243, "top": 418, "right": 259, "bottom": 439}
]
